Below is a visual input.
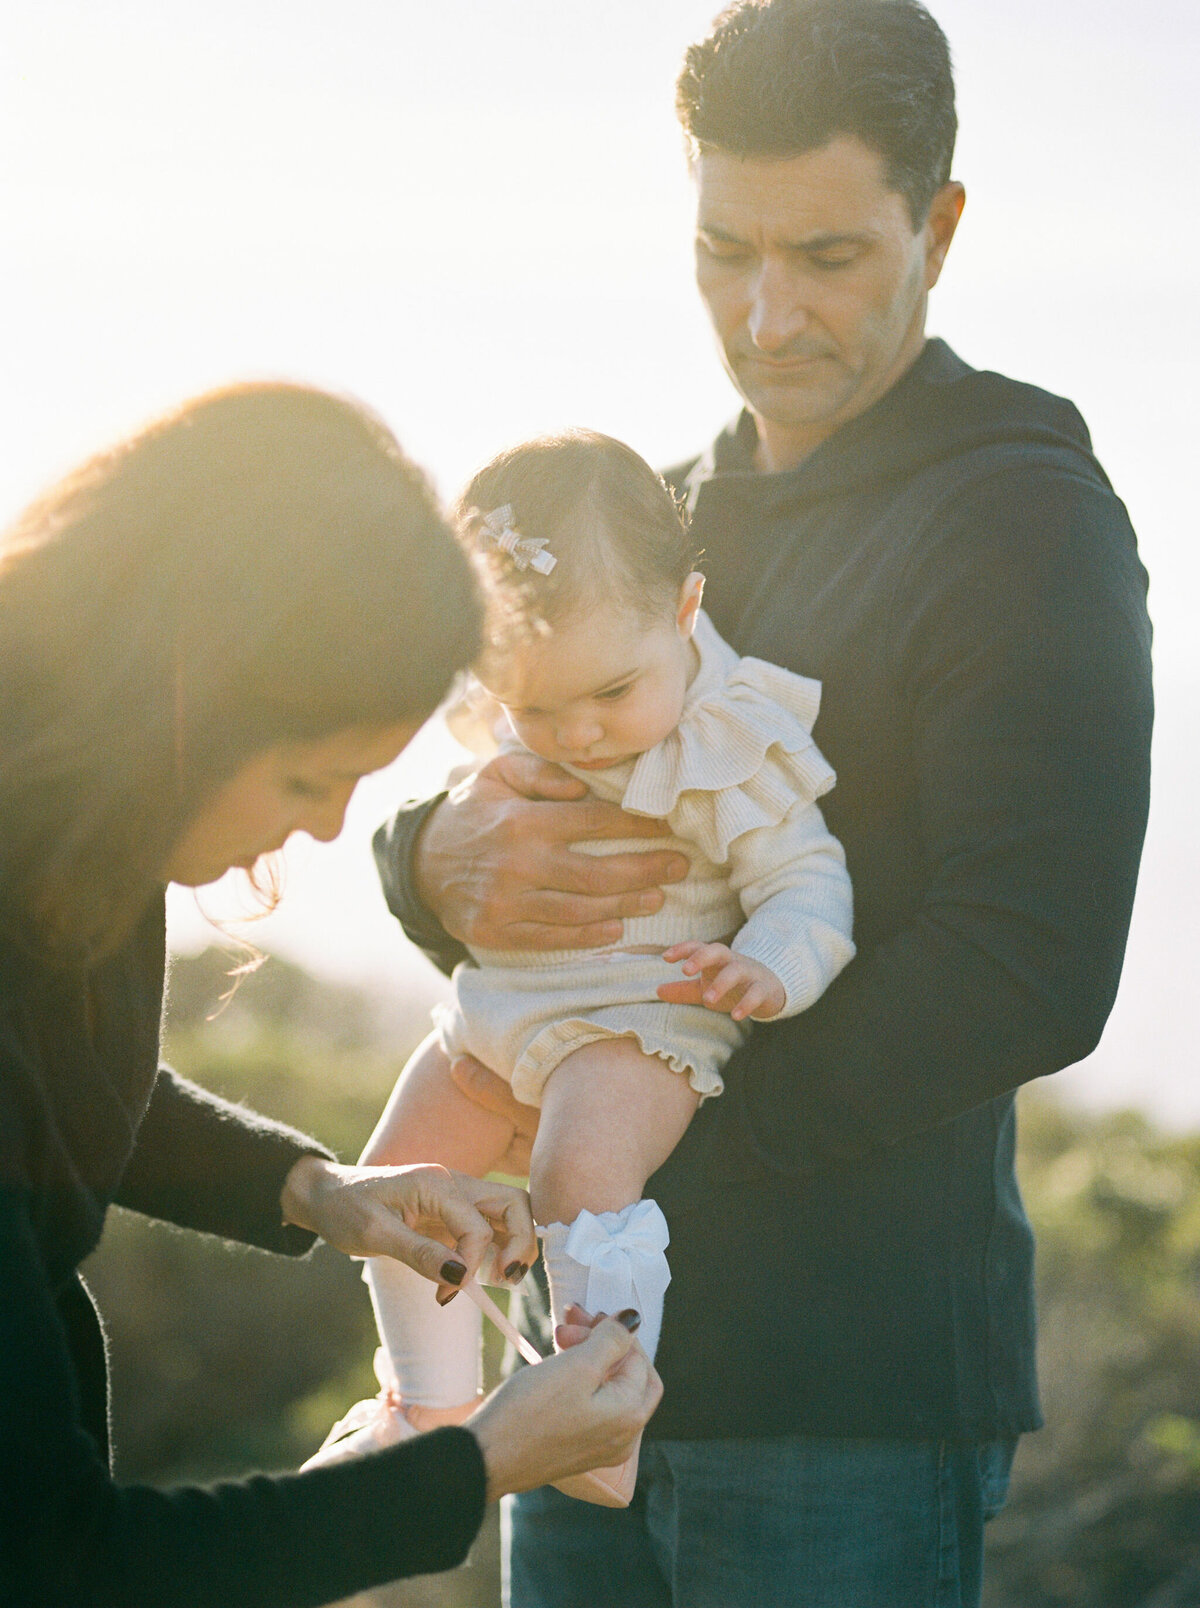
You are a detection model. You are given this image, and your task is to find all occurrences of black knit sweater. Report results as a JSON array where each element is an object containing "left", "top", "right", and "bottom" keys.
[
  {"left": 375, "top": 340, "right": 1154, "bottom": 1442},
  {"left": 0, "top": 895, "right": 486, "bottom": 1607}
]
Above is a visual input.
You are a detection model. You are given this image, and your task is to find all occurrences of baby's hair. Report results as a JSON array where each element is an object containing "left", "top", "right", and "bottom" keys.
[{"left": 454, "top": 430, "right": 700, "bottom": 655}]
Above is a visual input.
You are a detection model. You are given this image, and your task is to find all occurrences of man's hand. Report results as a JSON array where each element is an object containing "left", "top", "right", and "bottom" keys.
[
  {"left": 449, "top": 1055, "right": 540, "bottom": 1177},
  {"left": 413, "top": 751, "right": 690, "bottom": 951},
  {"left": 658, "top": 941, "right": 786, "bottom": 1021}
]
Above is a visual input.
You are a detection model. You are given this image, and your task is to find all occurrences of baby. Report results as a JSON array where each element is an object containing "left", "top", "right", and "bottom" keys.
[{"left": 307, "top": 430, "right": 855, "bottom": 1501}]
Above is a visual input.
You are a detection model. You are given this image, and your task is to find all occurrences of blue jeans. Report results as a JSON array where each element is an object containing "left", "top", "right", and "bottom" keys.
[{"left": 505, "top": 1436, "right": 1016, "bottom": 1608}]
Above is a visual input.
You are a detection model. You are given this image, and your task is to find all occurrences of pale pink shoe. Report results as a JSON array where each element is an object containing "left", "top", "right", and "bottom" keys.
[
  {"left": 551, "top": 1433, "right": 641, "bottom": 1508},
  {"left": 301, "top": 1349, "right": 479, "bottom": 1470},
  {"left": 461, "top": 1282, "right": 643, "bottom": 1509}
]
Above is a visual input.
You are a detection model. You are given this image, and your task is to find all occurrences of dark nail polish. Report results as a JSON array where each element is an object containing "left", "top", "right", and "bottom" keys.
[
  {"left": 436, "top": 1288, "right": 459, "bottom": 1307},
  {"left": 615, "top": 1308, "right": 642, "bottom": 1332},
  {"left": 440, "top": 1259, "right": 467, "bottom": 1286},
  {"left": 505, "top": 1261, "right": 529, "bottom": 1283}
]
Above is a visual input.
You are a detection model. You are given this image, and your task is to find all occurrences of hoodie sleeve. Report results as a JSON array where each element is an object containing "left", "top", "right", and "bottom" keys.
[
  {"left": 653, "top": 461, "right": 1153, "bottom": 1190},
  {"left": 372, "top": 801, "right": 473, "bottom": 977},
  {"left": 0, "top": 1188, "right": 486, "bottom": 1608}
]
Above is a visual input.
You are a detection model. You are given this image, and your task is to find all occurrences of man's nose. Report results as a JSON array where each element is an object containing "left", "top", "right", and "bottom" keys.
[{"left": 747, "top": 258, "right": 807, "bottom": 352}]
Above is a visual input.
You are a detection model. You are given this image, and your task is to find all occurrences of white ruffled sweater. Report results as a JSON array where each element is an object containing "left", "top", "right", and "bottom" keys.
[{"left": 456, "top": 612, "right": 855, "bottom": 1018}]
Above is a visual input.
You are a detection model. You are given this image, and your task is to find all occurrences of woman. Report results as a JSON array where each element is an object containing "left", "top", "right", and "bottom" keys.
[{"left": 0, "top": 382, "right": 660, "bottom": 1606}]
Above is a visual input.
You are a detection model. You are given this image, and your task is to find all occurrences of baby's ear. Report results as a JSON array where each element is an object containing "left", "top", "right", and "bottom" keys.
[{"left": 676, "top": 571, "right": 705, "bottom": 638}]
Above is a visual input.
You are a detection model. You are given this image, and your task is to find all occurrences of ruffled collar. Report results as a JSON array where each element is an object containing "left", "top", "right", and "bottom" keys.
[{"left": 563, "top": 612, "right": 834, "bottom": 833}]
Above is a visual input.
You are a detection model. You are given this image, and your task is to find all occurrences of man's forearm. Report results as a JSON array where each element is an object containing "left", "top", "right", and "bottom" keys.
[{"left": 373, "top": 798, "right": 471, "bottom": 976}]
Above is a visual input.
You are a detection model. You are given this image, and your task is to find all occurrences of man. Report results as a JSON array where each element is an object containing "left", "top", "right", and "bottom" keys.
[{"left": 374, "top": 1, "right": 1153, "bottom": 1602}]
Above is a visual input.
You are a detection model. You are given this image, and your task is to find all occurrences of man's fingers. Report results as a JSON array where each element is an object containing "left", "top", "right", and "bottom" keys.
[
  {"left": 450, "top": 1057, "right": 539, "bottom": 1136},
  {"left": 536, "top": 844, "right": 689, "bottom": 897},
  {"left": 657, "top": 978, "right": 707, "bottom": 1005},
  {"left": 527, "top": 887, "right": 668, "bottom": 925},
  {"left": 503, "top": 920, "right": 626, "bottom": 952},
  {"left": 493, "top": 751, "right": 591, "bottom": 801},
  {"left": 558, "top": 799, "right": 676, "bottom": 842}
]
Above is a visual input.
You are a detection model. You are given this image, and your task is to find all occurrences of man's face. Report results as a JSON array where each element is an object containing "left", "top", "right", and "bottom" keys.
[{"left": 693, "top": 137, "right": 962, "bottom": 471}]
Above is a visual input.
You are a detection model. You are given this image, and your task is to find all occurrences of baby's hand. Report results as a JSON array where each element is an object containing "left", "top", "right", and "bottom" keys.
[{"left": 658, "top": 942, "right": 785, "bottom": 1022}]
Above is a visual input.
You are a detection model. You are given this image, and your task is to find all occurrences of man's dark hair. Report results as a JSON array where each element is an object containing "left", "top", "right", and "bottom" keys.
[{"left": 677, "top": 0, "right": 957, "bottom": 226}]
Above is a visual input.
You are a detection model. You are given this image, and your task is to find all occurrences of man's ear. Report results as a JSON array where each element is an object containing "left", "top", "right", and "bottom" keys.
[
  {"left": 924, "top": 181, "right": 965, "bottom": 290},
  {"left": 676, "top": 571, "right": 706, "bottom": 638}
]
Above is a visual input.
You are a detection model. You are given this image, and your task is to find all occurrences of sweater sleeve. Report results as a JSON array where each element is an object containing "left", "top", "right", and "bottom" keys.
[
  {"left": 726, "top": 797, "right": 856, "bottom": 1016},
  {"left": 113, "top": 1068, "right": 334, "bottom": 1255},
  {"left": 0, "top": 1190, "right": 486, "bottom": 1608},
  {"left": 373, "top": 800, "right": 472, "bottom": 977},
  {"left": 653, "top": 465, "right": 1153, "bottom": 1194}
]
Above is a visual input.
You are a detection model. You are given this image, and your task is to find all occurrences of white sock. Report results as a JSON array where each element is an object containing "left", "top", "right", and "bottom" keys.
[
  {"left": 539, "top": 1200, "right": 671, "bottom": 1364},
  {"left": 362, "top": 1256, "right": 482, "bottom": 1409}
]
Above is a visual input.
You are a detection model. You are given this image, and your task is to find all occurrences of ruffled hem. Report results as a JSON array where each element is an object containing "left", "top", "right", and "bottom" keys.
[{"left": 510, "top": 1018, "right": 727, "bottom": 1106}]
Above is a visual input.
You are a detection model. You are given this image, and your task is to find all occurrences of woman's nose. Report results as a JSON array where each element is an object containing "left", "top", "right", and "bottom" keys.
[{"left": 303, "top": 790, "right": 352, "bottom": 844}]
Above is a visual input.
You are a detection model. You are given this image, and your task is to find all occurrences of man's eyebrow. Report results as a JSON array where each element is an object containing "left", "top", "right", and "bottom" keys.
[{"left": 697, "top": 222, "right": 874, "bottom": 250}]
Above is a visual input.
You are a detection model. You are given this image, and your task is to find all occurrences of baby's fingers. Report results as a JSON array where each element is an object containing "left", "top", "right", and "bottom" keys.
[
  {"left": 701, "top": 959, "right": 752, "bottom": 1011},
  {"left": 730, "top": 981, "right": 768, "bottom": 1021},
  {"left": 676, "top": 942, "right": 733, "bottom": 977}
]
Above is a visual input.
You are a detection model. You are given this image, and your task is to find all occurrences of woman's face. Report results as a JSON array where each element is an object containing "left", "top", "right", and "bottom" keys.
[{"left": 164, "top": 721, "right": 420, "bottom": 887}]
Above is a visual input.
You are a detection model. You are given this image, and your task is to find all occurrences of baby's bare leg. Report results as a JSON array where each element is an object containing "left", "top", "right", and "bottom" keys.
[
  {"left": 530, "top": 1036, "right": 700, "bottom": 1224},
  {"left": 359, "top": 1032, "right": 516, "bottom": 1410},
  {"left": 532, "top": 1037, "right": 700, "bottom": 1365},
  {"left": 360, "top": 1031, "right": 516, "bottom": 1178}
]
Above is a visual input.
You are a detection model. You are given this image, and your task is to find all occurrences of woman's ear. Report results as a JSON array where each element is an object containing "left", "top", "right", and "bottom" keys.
[{"left": 676, "top": 571, "right": 705, "bottom": 639}]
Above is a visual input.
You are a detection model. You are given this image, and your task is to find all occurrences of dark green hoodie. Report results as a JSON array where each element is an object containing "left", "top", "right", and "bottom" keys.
[{"left": 377, "top": 339, "right": 1153, "bottom": 1441}]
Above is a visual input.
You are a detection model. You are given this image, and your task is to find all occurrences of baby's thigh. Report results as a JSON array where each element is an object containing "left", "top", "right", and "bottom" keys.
[
  {"left": 532, "top": 1039, "right": 700, "bottom": 1219},
  {"left": 359, "top": 1030, "right": 515, "bottom": 1175}
]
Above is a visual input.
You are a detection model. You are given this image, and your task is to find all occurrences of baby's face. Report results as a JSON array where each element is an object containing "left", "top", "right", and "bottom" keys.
[{"left": 480, "top": 577, "right": 703, "bottom": 771}]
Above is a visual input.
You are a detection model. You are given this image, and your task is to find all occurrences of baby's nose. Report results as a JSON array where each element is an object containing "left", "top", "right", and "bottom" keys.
[{"left": 557, "top": 714, "right": 604, "bottom": 751}]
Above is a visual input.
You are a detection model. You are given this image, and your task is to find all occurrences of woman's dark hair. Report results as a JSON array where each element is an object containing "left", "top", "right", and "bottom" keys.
[
  {"left": 455, "top": 430, "right": 699, "bottom": 660},
  {"left": 677, "top": 0, "right": 957, "bottom": 227},
  {"left": 0, "top": 382, "right": 482, "bottom": 960}
]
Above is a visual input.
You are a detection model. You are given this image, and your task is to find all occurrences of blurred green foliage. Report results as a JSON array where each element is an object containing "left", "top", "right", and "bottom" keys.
[{"left": 83, "top": 949, "right": 1200, "bottom": 1607}]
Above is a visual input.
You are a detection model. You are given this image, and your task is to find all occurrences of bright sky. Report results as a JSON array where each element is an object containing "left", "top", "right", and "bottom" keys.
[{"left": 3, "top": 1, "right": 1197, "bottom": 1122}]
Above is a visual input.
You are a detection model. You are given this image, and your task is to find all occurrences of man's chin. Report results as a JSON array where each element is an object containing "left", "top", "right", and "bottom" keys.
[{"left": 735, "top": 371, "right": 848, "bottom": 429}]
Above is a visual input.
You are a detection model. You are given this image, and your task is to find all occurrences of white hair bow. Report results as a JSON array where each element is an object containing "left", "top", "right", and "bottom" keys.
[{"left": 479, "top": 504, "right": 557, "bottom": 575}]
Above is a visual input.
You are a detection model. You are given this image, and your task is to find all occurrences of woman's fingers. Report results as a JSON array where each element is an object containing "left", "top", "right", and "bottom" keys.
[
  {"left": 453, "top": 1176, "right": 538, "bottom": 1283},
  {"left": 554, "top": 1303, "right": 604, "bottom": 1349},
  {"left": 467, "top": 1319, "right": 662, "bottom": 1499},
  {"left": 286, "top": 1157, "right": 537, "bottom": 1293}
]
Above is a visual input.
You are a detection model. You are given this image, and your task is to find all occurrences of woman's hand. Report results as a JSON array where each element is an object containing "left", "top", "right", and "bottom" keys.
[
  {"left": 466, "top": 1317, "right": 662, "bottom": 1501},
  {"left": 281, "top": 1157, "right": 536, "bottom": 1300},
  {"left": 658, "top": 941, "right": 786, "bottom": 1021},
  {"left": 413, "top": 751, "right": 689, "bottom": 950}
]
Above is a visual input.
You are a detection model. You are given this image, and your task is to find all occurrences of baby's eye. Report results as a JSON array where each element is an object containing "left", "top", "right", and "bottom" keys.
[{"left": 595, "top": 682, "right": 634, "bottom": 702}]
